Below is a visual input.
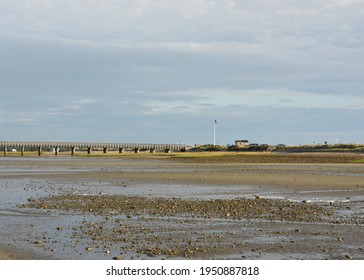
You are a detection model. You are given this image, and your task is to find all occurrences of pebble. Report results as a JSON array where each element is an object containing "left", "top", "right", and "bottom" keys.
[
  {"left": 19, "top": 192, "right": 340, "bottom": 259},
  {"left": 21, "top": 194, "right": 332, "bottom": 223}
]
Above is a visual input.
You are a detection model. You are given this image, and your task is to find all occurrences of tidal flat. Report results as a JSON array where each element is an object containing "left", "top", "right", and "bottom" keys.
[{"left": 1, "top": 153, "right": 364, "bottom": 260}]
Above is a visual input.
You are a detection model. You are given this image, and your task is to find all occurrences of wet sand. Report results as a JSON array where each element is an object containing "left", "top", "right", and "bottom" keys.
[
  {"left": 1, "top": 154, "right": 364, "bottom": 260},
  {"left": 0, "top": 251, "right": 14, "bottom": 260}
]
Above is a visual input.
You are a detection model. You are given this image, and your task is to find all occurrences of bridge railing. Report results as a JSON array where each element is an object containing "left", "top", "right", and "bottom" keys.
[{"left": 0, "top": 141, "right": 186, "bottom": 156}]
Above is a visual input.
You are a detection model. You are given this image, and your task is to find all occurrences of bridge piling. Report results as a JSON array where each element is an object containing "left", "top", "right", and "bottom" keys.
[{"left": 0, "top": 141, "right": 186, "bottom": 156}]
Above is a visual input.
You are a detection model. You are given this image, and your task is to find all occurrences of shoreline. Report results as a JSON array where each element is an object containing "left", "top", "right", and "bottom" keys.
[{"left": 1, "top": 155, "right": 364, "bottom": 260}]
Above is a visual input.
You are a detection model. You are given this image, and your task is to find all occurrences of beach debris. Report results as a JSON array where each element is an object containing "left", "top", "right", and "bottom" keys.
[
  {"left": 19, "top": 194, "right": 334, "bottom": 223},
  {"left": 17, "top": 192, "right": 348, "bottom": 259}
]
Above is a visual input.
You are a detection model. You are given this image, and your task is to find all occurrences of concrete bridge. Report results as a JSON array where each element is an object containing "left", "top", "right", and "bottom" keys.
[{"left": 0, "top": 141, "right": 186, "bottom": 156}]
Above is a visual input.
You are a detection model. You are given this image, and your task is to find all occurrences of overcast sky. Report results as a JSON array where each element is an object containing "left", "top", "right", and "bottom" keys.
[{"left": 1, "top": 0, "right": 363, "bottom": 145}]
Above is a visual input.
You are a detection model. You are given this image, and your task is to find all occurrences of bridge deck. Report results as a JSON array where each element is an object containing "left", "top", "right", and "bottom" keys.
[{"left": 1, "top": 141, "right": 186, "bottom": 156}]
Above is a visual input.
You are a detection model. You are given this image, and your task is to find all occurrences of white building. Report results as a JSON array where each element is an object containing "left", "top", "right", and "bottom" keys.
[{"left": 235, "top": 140, "right": 249, "bottom": 147}]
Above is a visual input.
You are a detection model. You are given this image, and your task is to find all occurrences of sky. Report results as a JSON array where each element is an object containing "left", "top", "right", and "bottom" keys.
[{"left": 1, "top": 0, "right": 363, "bottom": 146}]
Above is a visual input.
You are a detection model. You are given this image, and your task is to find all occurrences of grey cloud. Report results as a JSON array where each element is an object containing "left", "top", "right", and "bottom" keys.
[{"left": 1, "top": 1, "right": 364, "bottom": 144}]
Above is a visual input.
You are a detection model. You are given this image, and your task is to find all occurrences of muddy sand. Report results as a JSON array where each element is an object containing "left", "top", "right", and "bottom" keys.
[{"left": 1, "top": 153, "right": 364, "bottom": 260}]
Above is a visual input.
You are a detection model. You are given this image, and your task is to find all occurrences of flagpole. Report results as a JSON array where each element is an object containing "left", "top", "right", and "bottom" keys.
[
  {"left": 213, "top": 121, "right": 216, "bottom": 146},
  {"left": 213, "top": 120, "right": 217, "bottom": 146}
]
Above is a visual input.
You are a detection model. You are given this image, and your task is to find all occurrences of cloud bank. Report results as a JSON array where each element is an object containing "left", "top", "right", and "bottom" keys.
[{"left": 1, "top": 0, "right": 363, "bottom": 145}]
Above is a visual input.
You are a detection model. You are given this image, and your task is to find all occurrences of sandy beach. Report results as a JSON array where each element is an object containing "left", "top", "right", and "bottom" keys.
[
  {"left": 1, "top": 153, "right": 364, "bottom": 260},
  {"left": 0, "top": 251, "right": 14, "bottom": 260}
]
